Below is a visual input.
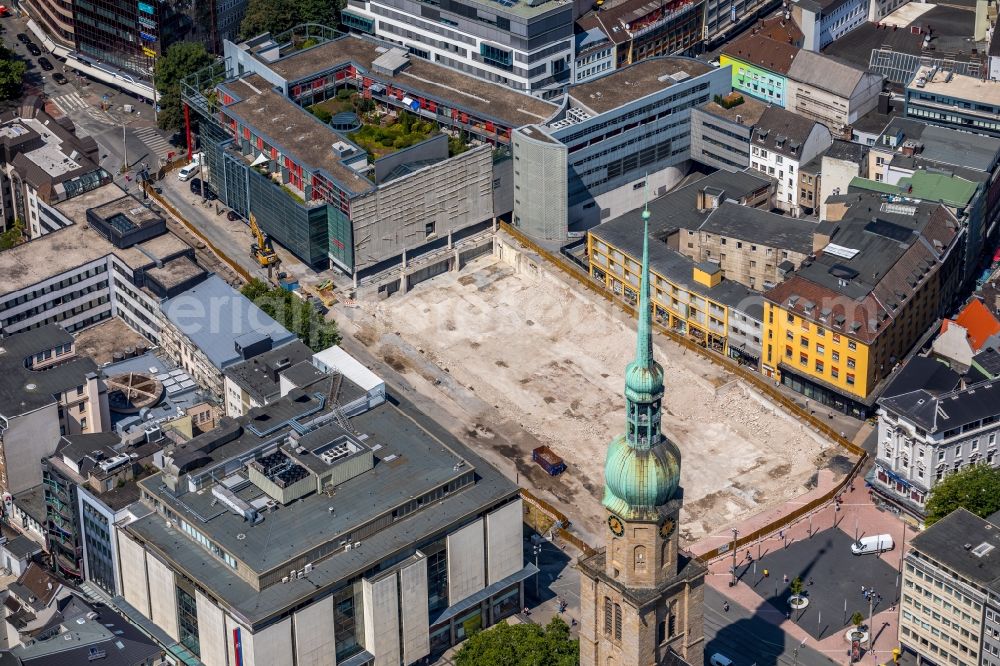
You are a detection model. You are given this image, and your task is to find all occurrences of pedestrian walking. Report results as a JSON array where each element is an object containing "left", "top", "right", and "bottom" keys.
[
  {"left": 861, "top": 585, "right": 866, "bottom": 595},
  {"left": 779, "top": 529, "right": 784, "bottom": 540},
  {"left": 809, "top": 577, "right": 814, "bottom": 586},
  {"left": 763, "top": 569, "right": 769, "bottom": 578}
]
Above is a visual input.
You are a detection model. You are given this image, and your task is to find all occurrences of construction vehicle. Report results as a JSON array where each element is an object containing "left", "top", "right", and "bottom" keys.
[{"left": 249, "top": 213, "right": 279, "bottom": 267}]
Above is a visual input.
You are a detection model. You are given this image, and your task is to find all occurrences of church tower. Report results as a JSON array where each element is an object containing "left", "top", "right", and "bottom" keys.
[{"left": 577, "top": 201, "right": 707, "bottom": 666}]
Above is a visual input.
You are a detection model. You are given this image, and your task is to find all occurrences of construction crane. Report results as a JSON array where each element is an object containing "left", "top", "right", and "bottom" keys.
[{"left": 249, "top": 213, "right": 279, "bottom": 268}]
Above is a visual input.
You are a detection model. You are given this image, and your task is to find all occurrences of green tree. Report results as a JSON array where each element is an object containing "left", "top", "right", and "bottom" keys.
[
  {"left": 789, "top": 577, "right": 804, "bottom": 598},
  {"left": 0, "top": 43, "right": 27, "bottom": 101},
  {"left": 926, "top": 464, "right": 1000, "bottom": 525},
  {"left": 155, "top": 42, "right": 214, "bottom": 132},
  {"left": 850, "top": 611, "right": 864, "bottom": 629},
  {"left": 0, "top": 218, "right": 25, "bottom": 250},
  {"left": 240, "top": 279, "right": 341, "bottom": 352},
  {"left": 454, "top": 617, "right": 579, "bottom": 666}
]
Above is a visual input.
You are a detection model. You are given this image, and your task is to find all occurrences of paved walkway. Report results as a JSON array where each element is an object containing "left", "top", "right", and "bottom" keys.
[{"left": 704, "top": 473, "right": 911, "bottom": 664}]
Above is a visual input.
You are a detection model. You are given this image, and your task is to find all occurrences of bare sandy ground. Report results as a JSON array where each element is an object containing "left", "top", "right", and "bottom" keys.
[{"left": 339, "top": 255, "right": 849, "bottom": 545}]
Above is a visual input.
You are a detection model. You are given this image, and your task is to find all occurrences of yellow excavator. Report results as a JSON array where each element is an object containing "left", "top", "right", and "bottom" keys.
[{"left": 249, "top": 213, "right": 279, "bottom": 267}]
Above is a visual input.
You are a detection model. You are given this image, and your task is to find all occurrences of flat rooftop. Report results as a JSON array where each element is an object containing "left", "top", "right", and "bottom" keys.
[
  {"left": 697, "top": 94, "right": 770, "bottom": 125},
  {"left": 130, "top": 392, "right": 518, "bottom": 625},
  {"left": 910, "top": 508, "right": 1000, "bottom": 589},
  {"left": 822, "top": 2, "right": 980, "bottom": 71},
  {"left": 0, "top": 186, "right": 190, "bottom": 296},
  {"left": 262, "top": 35, "right": 559, "bottom": 128},
  {"left": 909, "top": 66, "right": 1000, "bottom": 105},
  {"left": 567, "top": 57, "right": 714, "bottom": 116},
  {"left": 20, "top": 118, "right": 81, "bottom": 177},
  {"left": 223, "top": 75, "right": 373, "bottom": 195},
  {"left": 91, "top": 195, "right": 163, "bottom": 229},
  {"left": 145, "top": 255, "right": 206, "bottom": 291}
]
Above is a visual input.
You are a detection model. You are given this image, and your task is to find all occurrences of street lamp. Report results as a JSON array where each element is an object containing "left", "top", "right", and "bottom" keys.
[
  {"left": 730, "top": 528, "right": 739, "bottom": 587},
  {"left": 867, "top": 586, "right": 876, "bottom": 652},
  {"left": 533, "top": 543, "right": 542, "bottom": 601}
]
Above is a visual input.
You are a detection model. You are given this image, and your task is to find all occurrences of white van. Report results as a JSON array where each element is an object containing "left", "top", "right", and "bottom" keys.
[
  {"left": 177, "top": 162, "right": 199, "bottom": 181},
  {"left": 851, "top": 534, "right": 894, "bottom": 555},
  {"left": 709, "top": 654, "right": 733, "bottom": 666}
]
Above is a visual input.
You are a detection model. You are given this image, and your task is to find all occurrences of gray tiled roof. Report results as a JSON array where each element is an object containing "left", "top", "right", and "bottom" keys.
[
  {"left": 881, "top": 378, "right": 1000, "bottom": 433},
  {"left": 700, "top": 202, "right": 816, "bottom": 255},
  {"left": 787, "top": 49, "right": 872, "bottom": 98},
  {"left": 0, "top": 325, "right": 97, "bottom": 417}
]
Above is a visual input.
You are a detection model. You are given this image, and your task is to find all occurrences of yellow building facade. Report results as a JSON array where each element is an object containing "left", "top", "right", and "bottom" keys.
[
  {"left": 588, "top": 234, "right": 732, "bottom": 355},
  {"left": 762, "top": 302, "right": 874, "bottom": 400}
]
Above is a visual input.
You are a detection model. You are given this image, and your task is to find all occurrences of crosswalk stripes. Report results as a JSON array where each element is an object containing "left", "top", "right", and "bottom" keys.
[
  {"left": 51, "top": 92, "right": 90, "bottom": 114},
  {"left": 133, "top": 126, "right": 173, "bottom": 157}
]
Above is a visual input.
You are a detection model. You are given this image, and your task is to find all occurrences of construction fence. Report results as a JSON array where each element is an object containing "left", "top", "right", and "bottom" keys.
[{"left": 499, "top": 222, "right": 869, "bottom": 562}]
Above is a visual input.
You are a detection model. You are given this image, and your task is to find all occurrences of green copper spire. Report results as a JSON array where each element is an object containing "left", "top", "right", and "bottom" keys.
[{"left": 602, "top": 188, "right": 681, "bottom": 522}]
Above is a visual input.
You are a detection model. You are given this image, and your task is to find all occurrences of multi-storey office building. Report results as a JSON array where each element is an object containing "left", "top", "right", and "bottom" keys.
[
  {"left": 343, "top": 0, "right": 574, "bottom": 96},
  {"left": 873, "top": 360, "right": 1000, "bottom": 521},
  {"left": 763, "top": 195, "right": 965, "bottom": 416},
  {"left": 573, "top": 26, "right": 615, "bottom": 84},
  {"left": 189, "top": 28, "right": 557, "bottom": 291},
  {"left": 574, "top": 0, "right": 705, "bottom": 73},
  {"left": 900, "top": 508, "right": 1000, "bottom": 665},
  {"left": 25, "top": 0, "right": 249, "bottom": 78},
  {"left": 689, "top": 94, "right": 768, "bottom": 170},
  {"left": 115, "top": 366, "right": 531, "bottom": 666},
  {"left": 701, "top": 0, "right": 788, "bottom": 47},
  {"left": 511, "top": 56, "right": 730, "bottom": 238},
  {"left": 905, "top": 66, "right": 1000, "bottom": 139},
  {"left": 0, "top": 185, "right": 200, "bottom": 343},
  {"left": 790, "top": 0, "right": 867, "bottom": 51},
  {"left": 588, "top": 169, "right": 770, "bottom": 362},
  {"left": 41, "top": 431, "right": 161, "bottom": 581},
  {"left": 865, "top": 119, "right": 1000, "bottom": 289}
]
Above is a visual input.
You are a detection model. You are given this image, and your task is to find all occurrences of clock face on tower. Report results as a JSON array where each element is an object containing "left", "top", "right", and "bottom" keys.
[
  {"left": 659, "top": 517, "right": 675, "bottom": 538},
  {"left": 608, "top": 514, "right": 625, "bottom": 537}
]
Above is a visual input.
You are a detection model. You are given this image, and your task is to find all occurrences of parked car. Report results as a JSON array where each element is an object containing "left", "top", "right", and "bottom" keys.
[
  {"left": 709, "top": 655, "right": 733, "bottom": 666},
  {"left": 189, "top": 177, "right": 202, "bottom": 194},
  {"left": 52, "top": 72, "right": 67, "bottom": 85},
  {"left": 177, "top": 162, "right": 199, "bottom": 181},
  {"left": 532, "top": 446, "right": 566, "bottom": 476},
  {"left": 37, "top": 57, "right": 53, "bottom": 71},
  {"left": 202, "top": 185, "right": 217, "bottom": 201},
  {"left": 16, "top": 33, "right": 30, "bottom": 44},
  {"left": 26, "top": 43, "right": 41, "bottom": 57}
]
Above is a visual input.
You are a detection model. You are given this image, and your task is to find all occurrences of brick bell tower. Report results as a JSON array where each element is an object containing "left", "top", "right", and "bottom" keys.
[{"left": 577, "top": 199, "right": 707, "bottom": 666}]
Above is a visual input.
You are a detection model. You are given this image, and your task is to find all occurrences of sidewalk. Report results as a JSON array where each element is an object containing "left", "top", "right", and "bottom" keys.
[{"left": 706, "top": 476, "right": 910, "bottom": 665}]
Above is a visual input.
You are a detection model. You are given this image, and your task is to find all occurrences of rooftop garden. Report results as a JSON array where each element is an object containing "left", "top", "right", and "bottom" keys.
[{"left": 309, "top": 89, "right": 472, "bottom": 160}]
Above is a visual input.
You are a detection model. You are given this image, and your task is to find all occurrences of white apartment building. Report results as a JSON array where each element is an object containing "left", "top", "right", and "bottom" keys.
[
  {"left": 750, "top": 106, "right": 832, "bottom": 216},
  {"left": 872, "top": 358, "right": 1000, "bottom": 522}
]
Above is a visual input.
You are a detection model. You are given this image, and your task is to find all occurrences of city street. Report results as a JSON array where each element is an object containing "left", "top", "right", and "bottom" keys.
[{"left": 0, "top": 13, "right": 178, "bottom": 186}]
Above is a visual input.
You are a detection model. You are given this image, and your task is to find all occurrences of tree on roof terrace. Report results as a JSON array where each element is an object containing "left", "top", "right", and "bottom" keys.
[
  {"left": 348, "top": 111, "right": 438, "bottom": 160},
  {"left": 926, "top": 464, "right": 1000, "bottom": 526}
]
